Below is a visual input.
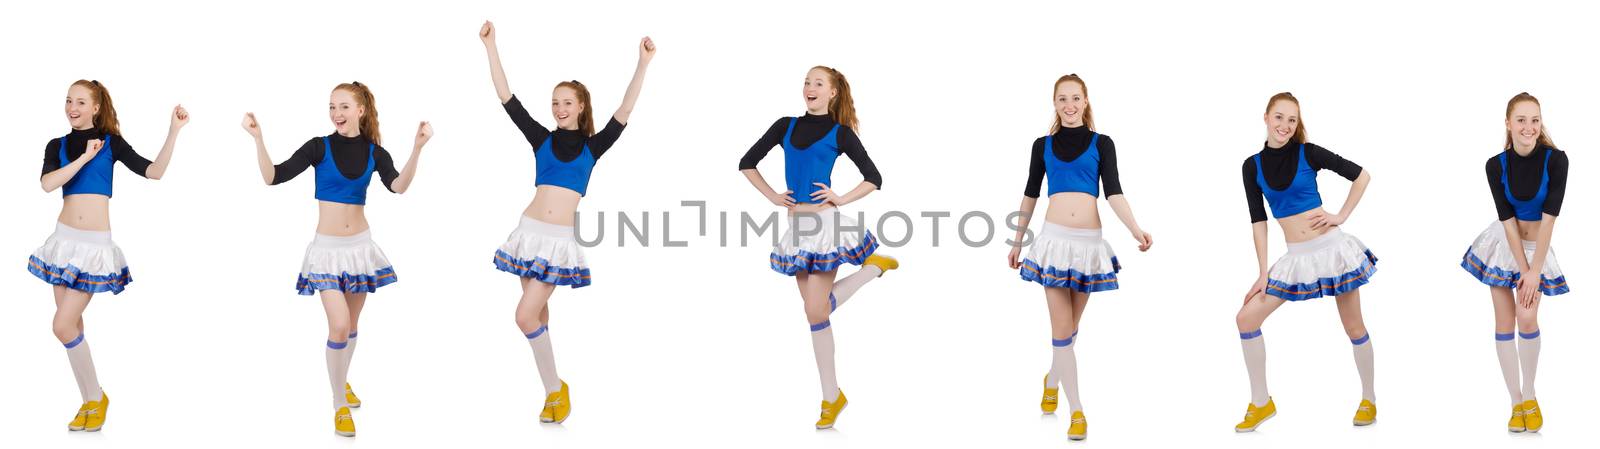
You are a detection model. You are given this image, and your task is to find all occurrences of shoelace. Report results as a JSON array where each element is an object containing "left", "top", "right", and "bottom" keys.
[
  {"left": 1070, "top": 416, "right": 1086, "bottom": 425},
  {"left": 1358, "top": 405, "right": 1372, "bottom": 413},
  {"left": 1044, "top": 393, "right": 1058, "bottom": 402},
  {"left": 546, "top": 398, "right": 563, "bottom": 408},
  {"left": 1524, "top": 405, "right": 1539, "bottom": 415}
]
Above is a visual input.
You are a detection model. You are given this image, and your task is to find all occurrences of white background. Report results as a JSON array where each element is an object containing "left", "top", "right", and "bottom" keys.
[{"left": 1, "top": 0, "right": 1596, "bottom": 448}]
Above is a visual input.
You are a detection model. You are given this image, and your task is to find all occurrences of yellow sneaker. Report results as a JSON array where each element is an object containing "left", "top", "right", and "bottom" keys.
[
  {"left": 1234, "top": 398, "right": 1275, "bottom": 432},
  {"left": 1067, "top": 410, "right": 1087, "bottom": 441},
  {"left": 816, "top": 390, "right": 849, "bottom": 429},
  {"left": 1040, "top": 374, "right": 1059, "bottom": 414},
  {"left": 1508, "top": 406, "right": 1526, "bottom": 433},
  {"left": 345, "top": 383, "right": 362, "bottom": 408},
  {"left": 1353, "top": 399, "right": 1377, "bottom": 426},
  {"left": 1521, "top": 399, "right": 1542, "bottom": 432},
  {"left": 863, "top": 254, "right": 899, "bottom": 276},
  {"left": 82, "top": 392, "right": 109, "bottom": 432},
  {"left": 540, "top": 381, "right": 572, "bottom": 424},
  {"left": 68, "top": 402, "right": 91, "bottom": 431},
  {"left": 334, "top": 406, "right": 356, "bottom": 437}
]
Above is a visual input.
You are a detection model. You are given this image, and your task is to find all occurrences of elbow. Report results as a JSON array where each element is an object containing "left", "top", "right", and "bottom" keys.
[{"left": 41, "top": 182, "right": 55, "bottom": 193}]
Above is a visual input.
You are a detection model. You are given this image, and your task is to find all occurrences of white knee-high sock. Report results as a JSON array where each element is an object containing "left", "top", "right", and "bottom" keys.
[
  {"left": 829, "top": 266, "right": 883, "bottom": 312},
  {"left": 1240, "top": 329, "right": 1268, "bottom": 406},
  {"left": 1050, "top": 336, "right": 1082, "bottom": 412},
  {"left": 1518, "top": 330, "right": 1541, "bottom": 401},
  {"left": 1044, "top": 331, "right": 1079, "bottom": 387},
  {"left": 1494, "top": 333, "right": 1522, "bottom": 406},
  {"left": 810, "top": 321, "right": 840, "bottom": 402},
  {"left": 326, "top": 339, "right": 350, "bottom": 410},
  {"left": 526, "top": 325, "right": 561, "bottom": 395},
  {"left": 1351, "top": 333, "right": 1375, "bottom": 402},
  {"left": 63, "top": 333, "right": 102, "bottom": 402},
  {"left": 343, "top": 331, "right": 358, "bottom": 382}
]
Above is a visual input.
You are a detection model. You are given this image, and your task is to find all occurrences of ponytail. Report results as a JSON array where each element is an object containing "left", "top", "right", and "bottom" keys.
[{"left": 813, "top": 66, "right": 858, "bottom": 130}]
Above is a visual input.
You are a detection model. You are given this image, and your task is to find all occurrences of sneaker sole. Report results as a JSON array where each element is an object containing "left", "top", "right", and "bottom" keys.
[
  {"left": 1068, "top": 434, "right": 1086, "bottom": 441},
  {"left": 335, "top": 430, "right": 355, "bottom": 437},
  {"left": 1353, "top": 419, "right": 1375, "bottom": 426},
  {"left": 1234, "top": 411, "right": 1275, "bottom": 432},
  {"left": 1509, "top": 427, "right": 1526, "bottom": 433}
]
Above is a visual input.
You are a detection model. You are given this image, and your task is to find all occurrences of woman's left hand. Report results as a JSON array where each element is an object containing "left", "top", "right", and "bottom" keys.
[
  {"left": 811, "top": 182, "right": 843, "bottom": 206},
  {"left": 1517, "top": 270, "right": 1542, "bottom": 308},
  {"left": 1131, "top": 229, "right": 1153, "bottom": 252},
  {"left": 414, "top": 121, "right": 433, "bottom": 148},
  {"left": 1307, "top": 211, "right": 1346, "bottom": 230},
  {"left": 170, "top": 104, "right": 190, "bottom": 130}
]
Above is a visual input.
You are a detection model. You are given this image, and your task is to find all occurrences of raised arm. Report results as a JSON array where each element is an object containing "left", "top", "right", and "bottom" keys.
[
  {"left": 612, "top": 37, "right": 656, "bottom": 125},
  {"left": 40, "top": 139, "right": 103, "bottom": 192},
  {"left": 480, "top": 21, "right": 513, "bottom": 104},
  {"left": 387, "top": 121, "right": 433, "bottom": 194},
  {"left": 241, "top": 113, "right": 274, "bottom": 185},
  {"left": 143, "top": 105, "right": 190, "bottom": 180}
]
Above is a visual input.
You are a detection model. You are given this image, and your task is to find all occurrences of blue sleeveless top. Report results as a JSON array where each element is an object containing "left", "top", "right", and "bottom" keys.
[
  {"left": 1044, "top": 133, "right": 1102, "bottom": 197},
  {"left": 314, "top": 136, "right": 376, "bottom": 205},
  {"left": 60, "top": 134, "right": 115, "bottom": 197},
  {"left": 1501, "top": 149, "right": 1552, "bottom": 221},
  {"left": 782, "top": 117, "right": 842, "bottom": 204},
  {"left": 1254, "top": 143, "right": 1323, "bottom": 218},
  {"left": 535, "top": 135, "right": 596, "bottom": 196}
]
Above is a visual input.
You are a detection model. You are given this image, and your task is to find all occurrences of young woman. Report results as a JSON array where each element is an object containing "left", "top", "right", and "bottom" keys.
[
  {"left": 242, "top": 82, "right": 431, "bottom": 437},
  {"left": 1233, "top": 92, "right": 1377, "bottom": 432},
  {"left": 31, "top": 80, "right": 188, "bottom": 432},
  {"left": 1006, "top": 74, "right": 1153, "bottom": 441},
  {"left": 1459, "top": 92, "right": 1569, "bottom": 433},
  {"left": 738, "top": 65, "right": 898, "bottom": 429},
  {"left": 479, "top": 21, "right": 655, "bottom": 425}
]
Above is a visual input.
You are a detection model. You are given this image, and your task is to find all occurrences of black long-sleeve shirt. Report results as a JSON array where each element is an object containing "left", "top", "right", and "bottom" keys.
[
  {"left": 503, "top": 95, "right": 625, "bottom": 161},
  {"left": 1487, "top": 145, "right": 1568, "bottom": 220},
  {"left": 41, "top": 128, "right": 151, "bottom": 177},
  {"left": 738, "top": 113, "right": 882, "bottom": 188},
  {"left": 271, "top": 133, "right": 400, "bottom": 191},
  {"left": 1022, "top": 125, "right": 1122, "bottom": 198},
  {"left": 1241, "top": 141, "right": 1363, "bottom": 223}
]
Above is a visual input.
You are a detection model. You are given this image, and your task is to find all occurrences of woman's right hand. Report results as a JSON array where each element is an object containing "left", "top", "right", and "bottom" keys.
[
  {"left": 241, "top": 113, "right": 262, "bottom": 138},
  {"left": 79, "top": 138, "right": 104, "bottom": 162},
  {"left": 1243, "top": 275, "right": 1267, "bottom": 305},
  {"left": 767, "top": 190, "right": 796, "bottom": 208},
  {"left": 480, "top": 21, "right": 495, "bottom": 44},
  {"left": 1007, "top": 246, "right": 1022, "bottom": 269}
]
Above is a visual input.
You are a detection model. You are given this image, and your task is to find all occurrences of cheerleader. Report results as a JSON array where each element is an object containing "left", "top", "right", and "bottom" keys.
[
  {"left": 32, "top": 80, "right": 188, "bottom": 432},
  {"left": 242, "top": 82, "right": 432, "bottom": 437},
  {"left": 479, "top": 21, "right": 655, "bottom": 424},
  {"left": 1458, "top": 92, "right": 1569, "bottom": 433},
  {"left": 1233, "top": 92, "right": 1377, "bottom": 432},
  {"left": 1006, "top": 74, "right": 1153, "bottom": 441},
  {"left": 738, "top": 66, "right": 898, "bottom": 429}
]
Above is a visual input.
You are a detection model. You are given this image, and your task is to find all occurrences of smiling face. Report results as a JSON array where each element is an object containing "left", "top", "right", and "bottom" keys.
[
  {"left": 1505, "top": 100, "right": 1542, "bottom": 151},
  {"left": 803, "top": 68, "right": 836, "bottom": 115},
  {"left": 551, "top": 85, "right": 584, "bottom": 131},
  {"left": 329, "top": 88, "right": 365, "bottom": 137},
  {"left": 1054, "top": 80, "right": 1088, "bottom": 128},
  {"left": 65, "top": 84, "right": 98, "bottom": 130},
  {"left": 1263, "top": 99, "right": 1300, "bottom": 148}
]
